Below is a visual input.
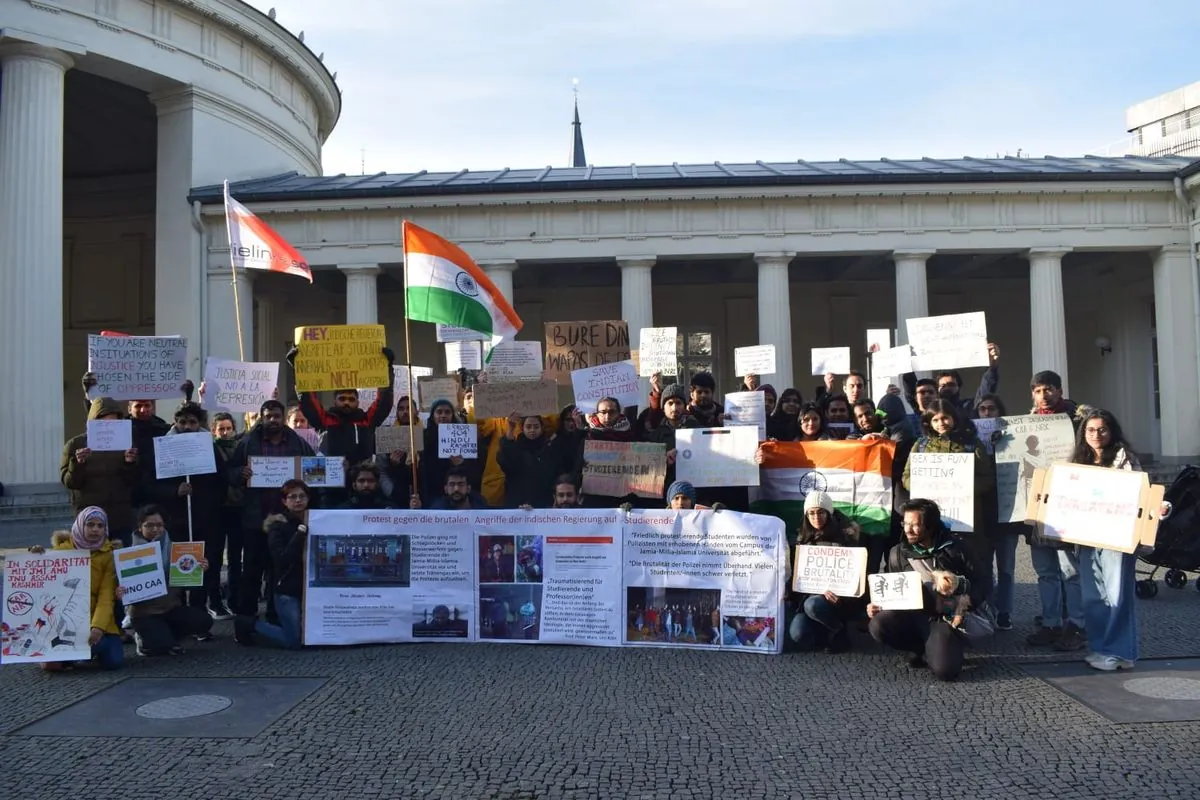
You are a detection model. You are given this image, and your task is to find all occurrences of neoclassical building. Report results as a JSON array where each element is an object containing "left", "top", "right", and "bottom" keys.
[{"left": 3, "top": 0, "right": 1200, "bottom": 503}]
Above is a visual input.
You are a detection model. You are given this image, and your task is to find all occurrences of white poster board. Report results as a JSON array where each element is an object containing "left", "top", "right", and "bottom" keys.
[
  {"left": 866, "top": 329, "right": 891, "bottom": 354},
  {"left": 570, "top": 361, "right": 640, "bottom": 414},
  {"left": 113, "top": 543, "right": 168, "bottom": 605},
  {"left": 722, "top": 391, "right": 767, "bottom": 440},
  {"left": 202, "top": 357, "right": 279, "bottom": 413},
  {"left": 905, "top": 312, "right": 989, "bottom": 372},
  {"left": 86, "top": 419, "right": 132, "bottom": 452},
  {"left": 445, "top": 341, "right": 483, "bottom": 372},
  {"left": 484, "top": 341, "right": 543, "bottom": 380},
  {"left": 2, "top": 550, "right": 93, "bottom": 664},
  {"left": 438, "top": 424, "right": 478, "bottom": 459},
  {"left": 994, "top": 414, "right": 1075, "bottom": 524},
  {"left": 792, "top": 545, "right": 868, "bottom": 597},
  {"left": 675, "top": 427, "right": 760, "bottom": 488},
  {"left": 870, "top": 344, "right": 913, "bottom": 408},
  {"left": 153, "top": 432, "right": 217, "bottom": 479},
  {"left": 436, "top": 325, "right": 489, "bottom": 343},
  {"left": 638, "top": 327, "right": 678, "bottom": 376},
  {"left": 86, "top": 334, "right": 188, "bottom": 401},
  {"left": 868, "top": 571, "right": 924, "bottom": 610},
  {"left": 810, "top": 347, "right": 851, "bottom": 376},
  {"left": 734, "top": 345, "right": 776, "bottom": 378},
  {"left": 907, "top": 451, "right": 976, "bottom": 532}
]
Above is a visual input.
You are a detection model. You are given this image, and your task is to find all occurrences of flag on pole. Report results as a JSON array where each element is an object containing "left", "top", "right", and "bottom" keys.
[
  {"left": 402, "top": 221, "right": 522, "bottom": 343},
  {"left": 223, "top": 181, "right": 312, "bottom": 282}
]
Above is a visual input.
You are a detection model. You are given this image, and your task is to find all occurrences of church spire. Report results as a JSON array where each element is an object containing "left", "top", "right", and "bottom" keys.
[{"left": 570, "top": 79, "right": 587, "bottom": 168}]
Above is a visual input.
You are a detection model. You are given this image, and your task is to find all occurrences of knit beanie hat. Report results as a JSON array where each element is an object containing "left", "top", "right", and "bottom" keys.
[
  {"left": 666, "top": 480, "right": 697, "bottom": 503},
  {"left": 803, "top": 490, "right": 833, "bottom": 514},
  {"left": 662, "top": 383, "right": 689, "bottom": 405}
]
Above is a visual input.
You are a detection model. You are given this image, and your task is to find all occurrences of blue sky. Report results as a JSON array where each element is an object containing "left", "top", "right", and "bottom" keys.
[{"left": 249, "top": 0, "right": 1200, "bottom": 175}]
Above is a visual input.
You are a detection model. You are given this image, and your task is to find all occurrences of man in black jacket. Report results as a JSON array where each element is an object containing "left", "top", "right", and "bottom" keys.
[
  {"left": 867, "top": 498, "right": 983, "bottom": 682},
  {"left": 337, "top": 463, "right": 395, "bottom": 510}
]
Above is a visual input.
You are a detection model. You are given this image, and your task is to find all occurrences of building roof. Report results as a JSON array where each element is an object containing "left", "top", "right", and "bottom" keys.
[{"left": 191, "top": 154, "right": 1199, "bottom": 204}]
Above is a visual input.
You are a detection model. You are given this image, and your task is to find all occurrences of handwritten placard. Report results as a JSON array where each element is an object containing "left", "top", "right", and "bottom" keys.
[
  {"left": 570, "top": 361, "right": 640, "bottom": 414},
  {"left": 485, "top": 341, "right": 543, "bottom": 380},
  {"left": 293, "top": 324, "right": 388, "bottom": 392},
  {"left": 866, "top": 329, "right": 892, "bottom": 354},
  {"left": 248, "top": 455, "right": 347, "bottom": 488},
  {"left": 202, "top": 357, "right": 279, "bottom": 413},
  {"left": 722, "top": 391, "right": 767, "bottom": 440},
  {"left": 734, "top": 345, "right": 776, "bottom": 377},
  {"left": 581, "top": 440, "right": 666, "bottom": 499},
  {"left": 792, "top": 545, "right": 868, "bottom": 597},
  {"left": 675, "top": 427, "right": 760, "bottom": 487},
  {"left": 418, "top": 376, "right": 461, "bottom": 411},
  {"left": 810, "top": 347, "right": 851, "bottom": 376},
  {"left": 436, "top": 325, "right": 489, "bottom": 343},
  {"left": 375, "top": 424, "right": 424, "bottom": 454},
  {"left": 248, "top": 456, "right": 298, "bottom": 488},
  {"left": 994, "top": 414, "right": 1075, "bottom": 523},
  {"left": 472, "top": 380, "right": 560, "bottom": 419},
  {"left": 153, "top": 432, "right": 216, "bottom": 479},
  {"left": 445, "top": 341, "right": 483, "bottom": 372},
  {"left": 638, "top": 327, "right": 678, "bottom": 376},
  {"left": 87, "top": 335, "right": 187, "bottom": 400},
  {"left": 437, "top": 424, "right": 478, "bottom": 459},
  {"left": 869, "top": 571, "right": 924, "bottom": 610},
  {"left": 544, "top": 320, "right": 631, "bottom": 385},
  {"left": 86, "top": 419, "right": 132, "bottom": 452},
  {"left": 1037, "top": 464, "right": 1157, "bottom": 553},
  {"left": 871, "top": 345, "right": 913, "bottom": 378},
  {"left": 905, "top": 312, "right": 989, "bottom": 372},
  {"left": 907, "top": 452, "right": 975, "bottom": 532}
]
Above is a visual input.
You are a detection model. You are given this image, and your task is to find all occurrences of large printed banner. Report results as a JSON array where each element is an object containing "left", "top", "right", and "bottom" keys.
[{"left": 302, "top": 509, "right": 786, "bottom": 654}]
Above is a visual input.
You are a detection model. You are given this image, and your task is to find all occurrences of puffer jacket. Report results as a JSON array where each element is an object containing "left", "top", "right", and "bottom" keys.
[
  {"left": 51, "top": 533, "right": 119, "bottom": 635},
  {"left": 60, "top": 398, "right": 140, "bottom": 532},
  {"left": 882, "top": 524, "right": 984, "bottom": 613},
  {"left": 125, "top": 531, "right": 182, "bottom": 619}
]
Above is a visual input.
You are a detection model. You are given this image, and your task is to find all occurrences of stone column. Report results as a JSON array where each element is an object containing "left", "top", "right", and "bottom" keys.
[
  {"left": 1028, "top": 248, "right": 1071, "bottom": 396},
  {"left": 1153, "top": 244, "right": 1200, "bottom": 458},
  {"left": 0, "top": 42, "right": 74, "bottom": 485},
  {"left": 618, "top": 257, "right": 656, "bottom": 397},
  {"left": 341, "top": 263, "right": 381, "bottom": 324},
  {"left": 893, "top": 250, "right": 933, "bottom": 345},
  {"left": 255, "top": 293, "right": 276, "bottom": 362},
  {"left": 207, "top": 269, "right": 255, "bottom": 362},
  {"left": 480, "top": 259, "right": 518, "bottom": 305},
  {"left": 755, "top": 252, "right": 795, "bottom": 391}
]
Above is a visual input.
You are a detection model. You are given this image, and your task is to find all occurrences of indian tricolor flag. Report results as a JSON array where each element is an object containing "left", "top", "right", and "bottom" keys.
[
  {"left": 224, "top": 181, "right": 313, "bottom": 282},
  {"left": 402, "top": 221, "right": 522, "bottom": 342},
  {"left": 750, "top": 440, "right": 896, "bottom": 536},
  {"left": 117, "top": 544, "right": 160, "bottom": 580}
]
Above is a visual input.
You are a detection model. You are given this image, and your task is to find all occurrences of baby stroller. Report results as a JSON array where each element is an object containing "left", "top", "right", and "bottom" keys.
[{"left": 1135, "top": 465, "right": 1200, "bottom": 598}]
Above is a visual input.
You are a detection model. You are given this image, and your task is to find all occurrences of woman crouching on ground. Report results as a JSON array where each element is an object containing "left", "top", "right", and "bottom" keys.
[{"left": 236, "top": 479, "right": 310, "bottom": 649}]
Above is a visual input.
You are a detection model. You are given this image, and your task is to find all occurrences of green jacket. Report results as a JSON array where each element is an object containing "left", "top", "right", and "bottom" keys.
[{"left": 60, "top": 398, "right": 140, "bottom": 532}]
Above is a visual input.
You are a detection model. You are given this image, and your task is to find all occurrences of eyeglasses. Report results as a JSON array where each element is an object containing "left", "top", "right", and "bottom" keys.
[
  {"left": 1085, "top": 428, "right": 1109, "bottom": 436},
  {"left": 141, "top": 522, "right": 165, "bottom": 530}
]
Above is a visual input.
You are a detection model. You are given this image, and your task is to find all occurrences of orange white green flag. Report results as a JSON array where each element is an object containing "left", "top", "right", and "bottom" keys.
[
  {"left": 223, "top": 181, "right": 312, "bottom": 282},
  {"left": 402, "top": 221, "right": 522, "bottom": 343}
]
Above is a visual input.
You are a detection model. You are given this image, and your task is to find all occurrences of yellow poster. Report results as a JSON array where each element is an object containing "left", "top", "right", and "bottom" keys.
[{"left": 292, "top": 325, "right": 388, "bottom": 392}]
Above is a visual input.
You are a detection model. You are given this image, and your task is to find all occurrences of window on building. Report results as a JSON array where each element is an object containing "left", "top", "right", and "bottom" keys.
[
  {"left": 676, "top": 328, "right": 717, "bottom": 388},
  {"left": 1187, "top": 108, "right": 1200, "bottom": 129},
  {"left": 1151, "top": 302, "right": 1161, "bottom": 420}
]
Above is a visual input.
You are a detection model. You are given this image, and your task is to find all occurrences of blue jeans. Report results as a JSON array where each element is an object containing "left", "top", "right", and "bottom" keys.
[
  {"left": 1080, "top": 546, "right": 1138, "bottom": 662},
  {"left": 92, "top": 633, "right": 124, "bottom": 670},
  {"left": 788, "top": 595, "right": 844, "bottom": 648},
  {"left": 1030, "top": 544, "right": 1083, "bottom": 628},
  {"left": 254, "top": 594, "right": 302, "bottom": 649},
  {"left": 993, "top": 532, "right": 1021, "bottom": 617}
]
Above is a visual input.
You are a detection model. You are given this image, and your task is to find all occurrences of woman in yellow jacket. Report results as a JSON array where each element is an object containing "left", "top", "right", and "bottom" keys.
[{"left": 464, "top": 386, "right": 560, "bottom": 508}]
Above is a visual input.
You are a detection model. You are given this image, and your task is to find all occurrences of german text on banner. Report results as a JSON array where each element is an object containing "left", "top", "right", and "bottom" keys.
[
  {"left": 2, "top": 551, "right": 92, "bottom": 664},
  {"left": 751, "top": 440, "right": 895, "bottom": 536},
  {"left": 292, "top": 324, "right": 389, "bottom": 392},
  {"left": 224, "top": 181, "right": 312, "bottom": 282}
]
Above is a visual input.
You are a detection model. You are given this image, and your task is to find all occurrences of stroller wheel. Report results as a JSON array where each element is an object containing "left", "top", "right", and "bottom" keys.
[
  {"left": 1165, "top": 570, "right": 1188, "bottom": 589},
  {"left": 1135, "top": 580, "right": 1158, "bottom": 599}
]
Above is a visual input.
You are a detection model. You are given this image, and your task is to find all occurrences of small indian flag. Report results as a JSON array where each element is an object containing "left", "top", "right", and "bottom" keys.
[
  {"left": 750, "top": 440, "right": 895, "bottom": 536},
  {"left": 224, "top": 180, "right": 313, "bottom": 282},
  {"left": 117, "top": 544, "right": 160, "bottom": 579},
  {"left": 402, "top": 221, "right": 522, "bottom": 343}
]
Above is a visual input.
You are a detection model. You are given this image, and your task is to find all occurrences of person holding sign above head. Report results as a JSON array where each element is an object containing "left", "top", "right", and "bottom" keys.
[
  {"left": 901, "top": 343, "right": 1000, "bottom": 421},
  {"left": 788, "top": 491, "right": 862, "bottom": 654},
  {"left": 462, "top": 381, "right": 511, "bottom": 509},
  {"left": 236, "top": 480, "right": 312, "bottom": 649},
  {"left": 867, "top": 499, "right": 986, "bottom": 682},
  {"left": 498, "top": 413, "right": 572, "bottom": 509},
  {"left": 121, "top": 505, "right": 214, "bottom": 656}
]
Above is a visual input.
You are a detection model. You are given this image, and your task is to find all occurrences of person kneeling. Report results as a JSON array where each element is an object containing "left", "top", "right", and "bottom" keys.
[
  {"left": 867, "top": 499, "right": 987, "bottom": 682},
  {"left": 788, "top": 491, "right": 862, "bottom": 653},
  {"left": 236, "top": 480, "right": 309, "bottom": 649},
  {"left": 124, "top": 505, "right": 213, "bottom": 657}
]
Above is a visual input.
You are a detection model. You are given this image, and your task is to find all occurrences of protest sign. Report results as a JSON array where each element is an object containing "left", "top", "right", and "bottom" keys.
[
  {"left": 570, "top": 361, "right": 640, "bottom": 414},
  {"left": 907, "top": 451, "right": 975, "bottom": 532},
  {"left": 2, "top": 551, "right": 92, "bottom": 664},
  {"left": 445, "top": 341, "right": 483, "bottom": 372},
  {"left": 676, "top": 427, "right": 760, "bottom": 487},
  {"left": 582, "top": 441, "right": 666, "bottom": 499},
  {"left": 153, "top": 432, "right": 217, "bottom": 479},
  {"left": 544, "top": 320, "right": 631, "bottom": 385},
  {"left": 438, "top": 424, "right": 478, "bottom": 459},
  {"left": 993, "top": 414, "right": 1074, "bottom": 523},
  {"left": 293, "top": 324, "right": 388, "bottom": 392},
  {"left": 792, "top": 545, "right": 868, "bottom": 597},
  {"left": 624, "top": 509, "right": 786, "bottom": 653},
  {"left": 871, "top": 345, "right": 912, "bottom": 379},
  {"left": 169, "top": 542, "right": 206, "bottom": 588},
  {"left": 722, "top": 391, "right": 767, "bottom": 440},
  {"left": 484, "top": 341, "right": 543, "bottom": 380},
  {"left": 472, "top": 380, "right": 559, "bottom": 419},
  {"left": 905, "top": 312, "right": 989, "bottom": 372},
  {"left": 201, "top": 357, "right": 279, "bottom": 413},
  {"left": 418, "top": 376, "right": 460, "bottom": 411},
  {"left": 1027, "top": 464, "right": 1166, "bottom": 554},
  {"left": 868, "top": 571, "right": 924, "bottom": 610},
  {"left": 114, "top": 543, "right": 168, "bottom": 604},
  {"left": 375, "top": 424, "right": 424, "bottom": 455},
  {"left": 866, "top": 329, "right": 891, "bottom": 354},
  {"left": 810, "top": 347, "right": 851, "bottom": 376},
  {"left": 87, "top": 334, "right": 187, "bottom": 401},
  {"left": 436, "top": 325, "right": 489, "bottom": 342},
  {"left": 734, "top": 345, "right": 776, "bottom": 377},
  {"left": 86, "top": 419, "right": 131, "bottom": 452},
  {"left": 248, "top": 456, "right": 346, "bottom": 488},
  {"left": 972, "top": 417, "right": 1000, "bottom": 455},
  {"left": 638, "top": 327, "right": 678, "bottom": 376}
]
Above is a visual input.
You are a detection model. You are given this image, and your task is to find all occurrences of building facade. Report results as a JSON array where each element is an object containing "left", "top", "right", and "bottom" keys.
[{"left": 1126, "top": 80, "right": 1200, "bottom": 158}]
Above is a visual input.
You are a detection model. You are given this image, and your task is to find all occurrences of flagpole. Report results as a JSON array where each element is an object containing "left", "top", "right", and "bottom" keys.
[
  {"left": 223, "top": 181, "right": 247, "bottom": 362},
  {"left": 401, "top": 221, "right": 419, "bottom": 500}
]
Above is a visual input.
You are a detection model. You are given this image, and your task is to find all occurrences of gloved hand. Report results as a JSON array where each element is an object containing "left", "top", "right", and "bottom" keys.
[
  {"left": 382, "top": 347, "right": 396, "bottom": 364},
  {"left": 619, "top": 502, "right": 633, "bottom": 513},
  {"left": 286, "top": 346, "right": 299, "bottom": 366},
  {"left": 180, "top": 380, "right": 195, "bottom": 401}
]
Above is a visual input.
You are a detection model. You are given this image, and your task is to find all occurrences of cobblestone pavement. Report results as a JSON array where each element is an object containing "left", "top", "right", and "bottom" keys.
[{"left": 1, "top": 543, "right": 1199, "bottom": 799}]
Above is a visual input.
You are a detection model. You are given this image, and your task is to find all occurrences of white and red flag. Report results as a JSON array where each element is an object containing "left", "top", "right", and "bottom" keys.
[{"left": 223, "top": 181, "right": 312, "bottom": 282}]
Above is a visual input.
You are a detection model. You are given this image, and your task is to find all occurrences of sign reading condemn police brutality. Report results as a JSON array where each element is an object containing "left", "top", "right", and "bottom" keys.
[
  {"left": 87, "top": 335, "right": 187, "bottom": 400},
  {"left": 201, "top": 357, "right": 279, "bottom": 413},
  {"left": 293, "top": 324, "right": 388, "bottom": 392},
  {"left": 792, "top": 545, "right": 867, "bottom": 597}
]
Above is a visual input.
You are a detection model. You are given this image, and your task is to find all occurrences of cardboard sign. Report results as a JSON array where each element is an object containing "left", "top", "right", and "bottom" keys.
[
  {"left": 868, "top": 571, "right": 924, "bottom": 610},
  {"left": 907, "top": 452, "right": 975, "bottom": 532},
  {"left": 418, "top": 376, "right": 461, "bottom": 411},
  {"left": 248, "top": 456, "right": 346, "bottom": 488},
  {"left": 485, "top": 341, "right": 543, "bottom": 380},
  {"left": 544, "top": 320, "right": 631, "bottom": 385},
  {"left": 153, "top": 432, "right": 216, "bottom": 479},
  {"left": 675, "top": 427, "right": 760, "bottom": 487},
  {"left": 86, "top": 334, "right": 187, "bottom": 401},
  {"left": 293, "top": 324, "right": 389, "bottom": 392},
  {"left": 905, "top": 312, "right": 989, "bottom": 372},
  {"left": 437, "top": 424, "right": 478, "bottom": 459},
  {"left": 1026, "top": 464, "right": 1166, "bottom": 554},
  {"left": 202, "top": 357, "right": 280, "bottom": 413},
  {"left": 375, "top": 424, "right": 424, "bottom": 454},
  {"left": 582, "top": 440, "right": 666, "bottom": 499},
  {"left": 472, "top": 380, "right": 560, "bottom": 419},
  {"left": 792, "top": 545, "right": 868, "bottom": 597},
  {"left": 994, "top": 414, "right": 1075, "bottom": 524},
  {"left": 86, "top": 419, "right": 132, "bottom": 452},
  {"left": 810, "top": 347, "right": 851, "bottom": 376},
  {"left": 734, "top": 345, "right": 776, "bottom": 377},
  {"left": 445, "top": 341, "right": 483, "bottom": 372},
  {"left": 570, "top": 361, "right": 640, "bottom": 414},
  {"left": 114, "top": 543, "right": 168, "bottom": 605},
  {"left": 638, "top": 327, "right": 678, "bottom": 376},
  {"left": 722, "top": 391, "right": 767, "bottom": 440},
  {"left": 169, "top": 542, "right": 206, "bottom": 587}
]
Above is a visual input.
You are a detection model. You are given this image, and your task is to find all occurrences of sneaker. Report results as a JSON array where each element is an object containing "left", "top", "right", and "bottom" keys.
[
  {"left": 1089, "top": 655, "right": 1135, "bottom": 671},
  {"left": 1053, "top": 623, "right": 1088, "bottom": 652},
  {"left": 194, "top": 632, "right": 213, "bottom": 643},
  {"left": 1026, "top": 626, "right": 1062, "bottom": 646},
  {"left": 1085, "top": 651, "right": 1103, "bottom": 665},
  {"left": 121, "top": 614, "right": 133, "bottom": 631},
  {"left": 134, "top": 634, "right": 148, "bottom": 657},
  {"left": 207, "top": 603, "right": 235, "bottom": 622},
  {"left": 233, "top": 615, "right": 257, "bottom": 646},
  {"left": 996, "top": 613, "right": 1013, "bottom": 631}
]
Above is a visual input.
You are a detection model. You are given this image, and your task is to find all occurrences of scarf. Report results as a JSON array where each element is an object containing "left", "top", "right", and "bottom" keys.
[{"left": 71, "top": 506, "right": 109, "bottom": 551}]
